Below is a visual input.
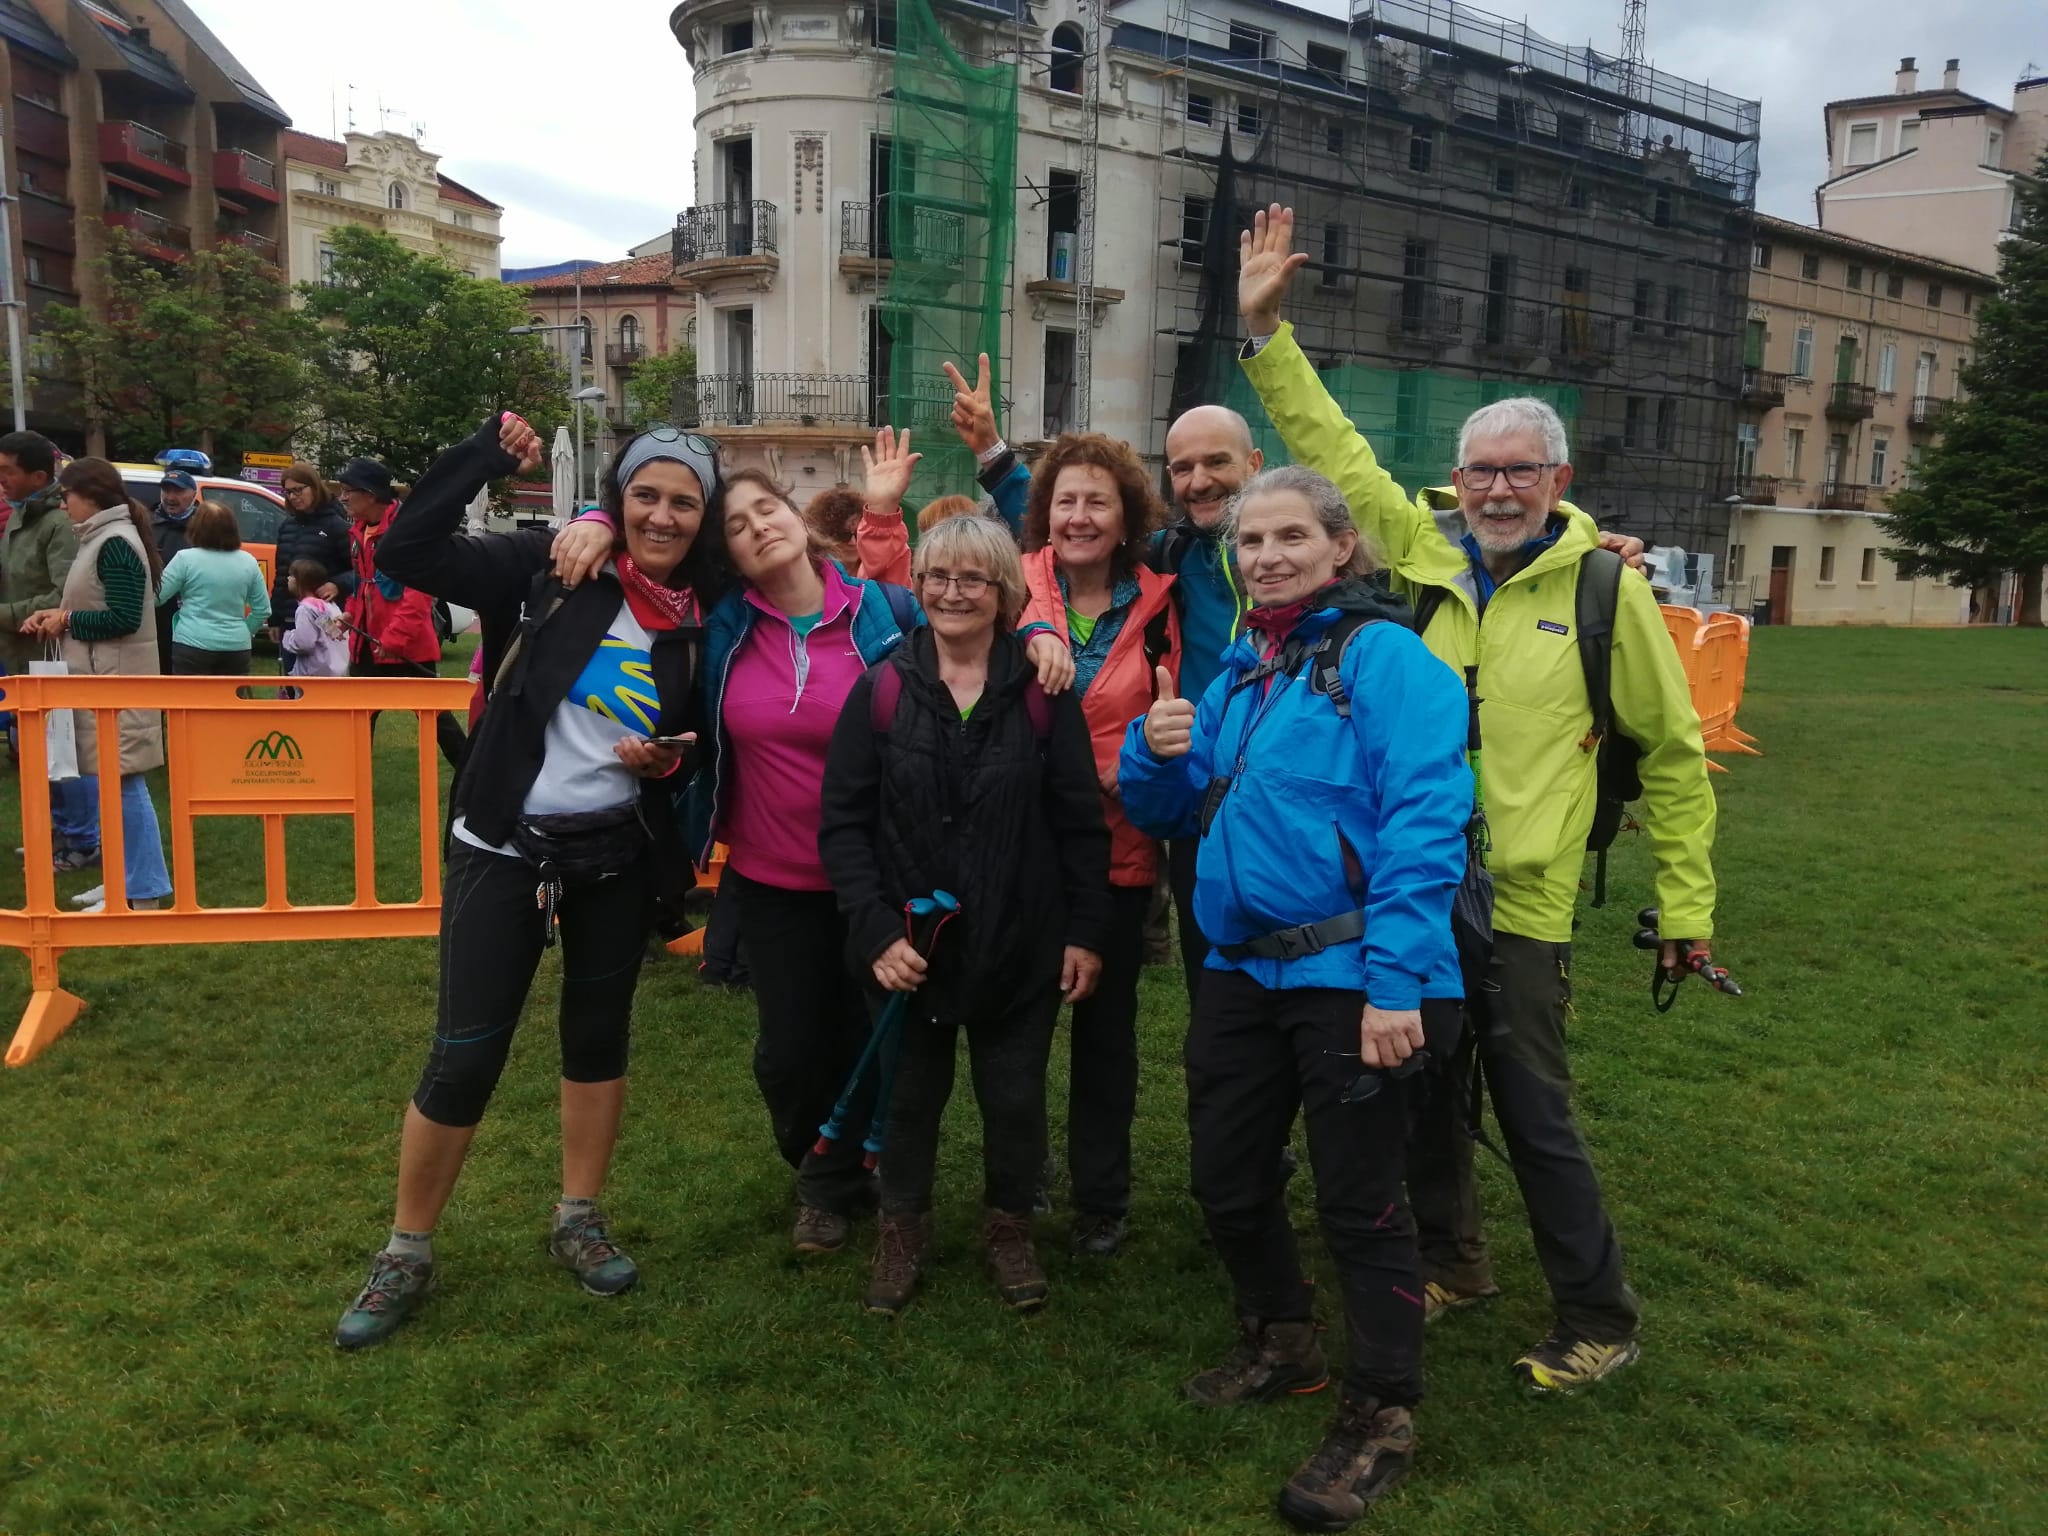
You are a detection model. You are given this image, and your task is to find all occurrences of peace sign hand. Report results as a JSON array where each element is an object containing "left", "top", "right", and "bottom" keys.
[{"left": 941, "top": 352, "right": 1000, "bottom": 454}]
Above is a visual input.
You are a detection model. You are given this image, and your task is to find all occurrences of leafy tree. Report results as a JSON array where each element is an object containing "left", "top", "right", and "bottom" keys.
[
  {"left": 1880, "top": 153, "right": 2048, "bottom": 626},
  {"left": 301, "top": 226, "right": 565, "bottom": 481},
  {"left": 623, "top": 345, "right": 699, "bottom": 433},
  {"left": 45, "top": 233, "right": 316, "bottom": 463}
]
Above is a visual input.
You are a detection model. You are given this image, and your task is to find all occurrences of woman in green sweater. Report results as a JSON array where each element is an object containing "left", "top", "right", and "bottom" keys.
[
  {"left": 155, "top": 500, "right": 269, "bottom": 675},
  {"left": 21, "top": 458, "right": 173, "bottom": 910}
]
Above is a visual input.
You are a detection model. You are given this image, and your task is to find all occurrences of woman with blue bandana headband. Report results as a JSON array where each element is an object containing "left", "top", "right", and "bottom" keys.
[{"left": 330, "top": 413, "right": 724, "bottom": 1351}]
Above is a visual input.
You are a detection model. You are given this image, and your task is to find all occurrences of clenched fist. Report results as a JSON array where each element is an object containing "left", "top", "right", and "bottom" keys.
[{"left": 1142, "top": 664, "right": 1195, "bottom": 758}]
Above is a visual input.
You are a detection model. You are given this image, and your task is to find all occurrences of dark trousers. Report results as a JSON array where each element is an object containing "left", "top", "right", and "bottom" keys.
[
  {"left": 1065, "top": 882, "right": 1151, "bottom": 1219},
  {"left": 170, "top": 642, "right": 251, "bottom": 676},
  {"left": 1167, "top": 837, "right": 1209, "bottom": 1005},
  {"left": 728, "top": 868, "right": 875, "bottom": 1214},
  {"left": 353, "top": 659, "right": 466, "bottom": 767},
  {"left": 1407, "top": 932, "right": 1640, "bottom": 1342},
  {"left": 413, "top": 841, "right": 651, "bottom": 1128},
  {"left": 1187, "top": 968, "right": 1428, "bottom": 1407},
  {"left": 879, "top": 976, "right": 1062, "bottom": 1217}
]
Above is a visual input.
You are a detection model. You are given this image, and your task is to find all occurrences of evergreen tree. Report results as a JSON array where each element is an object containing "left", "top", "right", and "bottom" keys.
[{"left": 1880, "top": 152, "right": 2048, "bottom": 626}]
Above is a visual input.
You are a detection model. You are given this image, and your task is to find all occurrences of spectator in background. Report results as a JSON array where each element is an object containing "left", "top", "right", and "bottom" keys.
[
  {"left": 155, "top": 501, "right": 268, "bottom": 675},
  {"left": 805, "top": 486, "right": 864, "bottom": 572},
  {"left": 150, "top": 469, "right": 200, "bottom": 674},
  {"left": 278, "top": 559, "right": 347, "bottom": 679},
  {"left": 916, "top": 494, "right": 977, "bottom": 536},
  {"left": 270, "top": 463, "right": 350, "bottom": 667}
]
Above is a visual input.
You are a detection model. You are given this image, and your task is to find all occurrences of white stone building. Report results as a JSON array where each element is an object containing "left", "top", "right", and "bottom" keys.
[{"left": 280, "top": 129, "right": 504, "bottom": 288}]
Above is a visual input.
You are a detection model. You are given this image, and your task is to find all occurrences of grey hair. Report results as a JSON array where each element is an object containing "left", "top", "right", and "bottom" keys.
[
  {"left": 1224, "top": 464, "right": 1380, "bottom": 579},
  {"left": 1457, "top": 397, "right": 1570, "bottom": 467},
  {"left": 911, "top": 508, "right": 1029, "bottom": 623}
]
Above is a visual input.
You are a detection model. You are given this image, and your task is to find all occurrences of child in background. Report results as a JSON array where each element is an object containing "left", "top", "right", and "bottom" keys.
[{"left": 280, "top": 560, "right": 348, "bottom": 678}]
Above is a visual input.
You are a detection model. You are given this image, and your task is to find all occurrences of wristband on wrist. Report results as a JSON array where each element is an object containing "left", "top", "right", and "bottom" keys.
[{"left": 974, "top": 438, "right": 1008, "bottom": 468}]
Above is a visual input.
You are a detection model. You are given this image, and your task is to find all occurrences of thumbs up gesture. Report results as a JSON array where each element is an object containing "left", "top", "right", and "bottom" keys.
[{"left": 1143, "top": 664, "right": 1196, "bottom": 758}]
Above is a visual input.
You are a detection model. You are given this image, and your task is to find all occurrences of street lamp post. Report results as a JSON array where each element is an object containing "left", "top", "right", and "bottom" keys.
[{"left": 507, "top": 320, "right": 608, "bottom": 510}]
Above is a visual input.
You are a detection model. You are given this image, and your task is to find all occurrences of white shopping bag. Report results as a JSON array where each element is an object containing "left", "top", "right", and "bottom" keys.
[{"left": 32, "top": 642, "right": 76, "bottom": 782}]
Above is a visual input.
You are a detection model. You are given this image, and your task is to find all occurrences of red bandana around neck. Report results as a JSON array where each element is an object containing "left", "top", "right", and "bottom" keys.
[
  {"left": 1244, "top": 580, "right": 1340, "bottom": 643},
  {"left": 617, "top": 557, "right": 698, "bottom": 631}
]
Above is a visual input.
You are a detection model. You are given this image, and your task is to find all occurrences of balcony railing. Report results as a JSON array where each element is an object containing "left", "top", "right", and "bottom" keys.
[
  {"left": 1818, "top": 481, "right": 1869, "bottom": 511},
  {"left": 219, "top": 229, "right": 278, "bottom": 260},
  {"left": 680, "top": 372, "right": 876, "bottom": 428},
  {"left": 1480, "top": 298, "right": 1549, "bottom": 353},
  {"left": 13, "top": 98, "right": 69, "bottom": 161},
  {"left": 1555, "top": 312, "right": 1617, "bottom": 365},
  {"left": 20, "top": 192, "right": 76, "bottom": 253},
  {"left": 1736, "top": 474, "right": 1780, "bottom": 505},
  {"left": 98, "top": 120, "right": 191, "bottom": 185},
  {"left": 1824, "top": 382, "right": 1876, "bottom": 420},
  {"left": 1386, "top": 288, "right": 1464, "bottom": 345},
  {"left": 213, "top": 148, "right": 280, "bottom": 204},
  {"left": 1740, "top": 368, "right": 1789, "bottom": 408},
  {"left": 606, "top": 341, "right": 646, "bottom": 367},
  {"left": 1907, "top": 394, "right": 1949, "bottom": 429},
  {"left": 838, "top": 199, "right": 968, "bottom": 265},
  {"left": 673, "top": 201, "right": 777, "bottom": 266},
  {"left": 103, "top": 207, "right": 192, "bottom": 257}
]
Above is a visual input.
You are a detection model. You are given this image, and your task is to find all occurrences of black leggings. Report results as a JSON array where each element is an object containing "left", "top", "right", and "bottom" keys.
[
  {"left": 412, "top": 840, "right": 652, "bottom": 1127},
  {"left": 1064, "top": 883, "right": 1151, "bottom": 1219}
]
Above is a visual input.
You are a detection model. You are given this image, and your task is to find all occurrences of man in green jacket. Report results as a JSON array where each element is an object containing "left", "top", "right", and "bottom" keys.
[{"left": 1237, "top": 206, "right": 1719, "bottom": 1394}]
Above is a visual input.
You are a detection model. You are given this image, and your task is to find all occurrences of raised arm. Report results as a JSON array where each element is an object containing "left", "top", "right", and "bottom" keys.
[
  {"left": 373, "top": 413, "right": 553, "bottom": 615},
  {"left": 852, "top": 426, "right": 918, "bottom": 585}
]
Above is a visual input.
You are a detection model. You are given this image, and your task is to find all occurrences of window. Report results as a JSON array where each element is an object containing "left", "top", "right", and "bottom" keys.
[
  {"left": 1631, "top": 279, "right": 1652, "bottom": 335},
  {"left": 1963, "top": 291, "right": 1975, "bottom": 315},
  {"left": 1743, "top": 318, "right": 1766, "bottom": 369},
  {"left": 1870, "top": 435, "right": 1889, "bottom": 485},
  {"left": 1878, "top": 341, "right": 1897, "bottom": 393},
  {"left": 1915, "top": 349, "right": 1936, "bottom": 396},
  {"left": 723, "top": 18, "right": 754, "bottom": 52},
  {"left": 1319, "top": 222, "right": 1343, "bottom": 285},
  {"left": 1227, "top": 22, "right": 1275, "bottom": 61},
  {"left": 1043, "top": 327, "right": 1076, "bottom": 436},
  {"left": 1622, "top": 396, "right": 1645, "bottom": 448},
  {"left": 1800, "top": 252, "right": 1821, "bottom": 280},
  {"left": 1655, "top": 397, "right": 1676, "bottom": 451},
  {"left": 1926, "top": 283, "right": 1943, "bottom": 307},
  {"left": 1567, "top": 178, "right": 1589, "bottom": 211},
  {"left": 1791, "top": 324, "right": 1815, "bottom": 378},
  {"left": 1482, "top": 253, "right": 1515, "bottom": 345},
  {"left": 388, "top": 182, "right": 407, "bottom": 211},
  {"left": 1305, "top": 41, "right": 1346, "bottom": 83},
  {"left": 1886, "top": 272, "right": 1904, "bottom": 299},
  {"left": 1236, "top": 102, "right": 1263, "bottom": 136},
  {"left": 1046, "top": 169, "right": 1078, "bottom": 278},
  {"left": 1664, "top": 284, "right": 1684, "bottom": 338},
  {"left": 1894, "top": 556, "right": 1912, "bottom": 581},
  {"left": 1785, "top": 425, "right": 1805, "bottom": 479},
  {"left": 1493, "top": 161, "right": 1517, "bottom": 195},
  {"left": 1986, "top": 125, "right": 2003, "bottom": 167},
  {"left": 1180, "top": 194, "right": 1209, "bottom": 264},
  {"left": 1846, "top": 122, "right": 1879, "bottom": 164},
  {"left": 24, "top": 253, "right": 44, "bottom": 285},
  {"left": 871, "top": 2, "right": 897, "bottom": 50},
  {"left": 1496, "top": 96, "right": 1528, "bottom": 132},
  {"left": 1186, "top": 93, "right": 1213, "bottom": 126},
  {"left": 1752, "top": 240, "right": 1772, "bottom": 271},
  {"left": 1653, "top": 188, "right": 1672, "bottom": 227},
  {"left": 1407, "top": 130, "right": 1433, "bottom": 174},
  {"left": 1736, "top": 420, "right": 1759, "bottom": 479},
  {"left": 1049, "top": 23, "right": 1083, "bottom": 94},
  {"left": 316, "top": 176, "right": 340, "bottom": 197},
  {"left": 1898, "top": 118, "right": 1920, "bottom": 154},
  {"left": 452, "top": 211, "right": 474, "bottom": 229},
  {"left": 1819, "top": 546, "right": 1836, "bottom": 583},
  {"left": 1326, "top": 125, "right": 1344, "bottom": 155},
  {"left": 318, "top": 245, "right": 339, "bottom": 287},
  {"left": 1558, "top": 114, "right": 1586, "bottom": 149},
  {"left": 619, "top": 314, "right": 641, "bottom": 353},
  {"left": 1727, "top": 544, "right": 1745, "bottom": 583},
  {"left": 1847, "top": 263, "right": 1863, "bottom": 290},
  {"left": 577, "top": 314, "right": 594, "bottom": 362},
  {"left": 1398, "top": 238, "right": 1432, "bottom": 330},
  {"left": 1860, "top": 548, "right": 1877, "bottom": 583}
]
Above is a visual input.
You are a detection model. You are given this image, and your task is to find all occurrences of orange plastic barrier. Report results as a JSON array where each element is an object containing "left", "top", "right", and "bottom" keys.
[
  {"left": 1, "top": 674, "right": 473, "bottom": 1067},
  {"left": 1690, "top": 613, "right": 1761, "bottom": 770},
  {"left": 1658, "top": 604, "right": 1704, "bottom": 690},
  {"left": 665, "top": 844, "right": 727, "bottom": 957}
]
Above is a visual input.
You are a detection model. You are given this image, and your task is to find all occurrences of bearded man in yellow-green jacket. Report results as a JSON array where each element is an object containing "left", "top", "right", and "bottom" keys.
[{"left": 1236, "top": 205, "right": 1719, "bottom": 1398}]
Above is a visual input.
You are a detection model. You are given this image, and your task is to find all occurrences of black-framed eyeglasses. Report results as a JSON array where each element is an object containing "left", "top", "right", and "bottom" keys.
[
  {"left": 1457, "top": 462, "right": 1559, "bottom": 490},
  {"left": 918, "top": 569, "right": 993, "bottom": 599}
]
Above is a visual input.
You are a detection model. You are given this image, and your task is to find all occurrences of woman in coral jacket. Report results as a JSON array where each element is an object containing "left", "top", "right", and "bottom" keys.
[{"left": 1013, "top": 431, "right": 1180, "bottom": 1259}]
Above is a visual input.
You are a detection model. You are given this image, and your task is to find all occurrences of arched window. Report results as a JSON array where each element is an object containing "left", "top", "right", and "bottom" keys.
[
  {"left": 577, "top": 315, "right": 594, "bottom": 362},
  {"left": 1049, "top": 22, "right": 1083, "bottom": 94},
  {"left": 388, "top": 181, "right": 407, "bottom": 211},
  {"left": 530, "top": 315, "right": 546, "bottom": 330},
  {"left": 618, "top": 313, "right": 641, "bottom": 355}
]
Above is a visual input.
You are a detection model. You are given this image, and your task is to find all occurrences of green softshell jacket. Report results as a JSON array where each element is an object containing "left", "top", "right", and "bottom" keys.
[
  {"left": 1241, "top": 321, "right": 1717, "bottom": 942},
  {"left": 0, "top": 482, "right": 77, "bottom": 673}
]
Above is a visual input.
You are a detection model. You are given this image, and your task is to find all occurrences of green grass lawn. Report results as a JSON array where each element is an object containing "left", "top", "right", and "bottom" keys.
[{"left": 2, "top": 628, "right": 2045, "bottom": 1535}]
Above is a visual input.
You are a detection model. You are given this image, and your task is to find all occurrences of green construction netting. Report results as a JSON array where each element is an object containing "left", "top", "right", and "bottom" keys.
[{"left": 882, "top": 0, "right": 1017, "bottom": 514}]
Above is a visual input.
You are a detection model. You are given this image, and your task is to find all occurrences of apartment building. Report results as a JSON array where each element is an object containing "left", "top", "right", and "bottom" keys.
[
  {"left": 512, "top": 252, "right": 691, "bottom": 441},
  {"left": 0, "top": 0, "right": 288, "bottom": 448},
  {"left": 1816, "top": 57, "right": 2043, "bottom": 275},
  {"left": 281, "top": 128, "right": 503, "bottom": 289},
  {"left": 1727, "top": 214, "right": 1991, "bottom": 625}
]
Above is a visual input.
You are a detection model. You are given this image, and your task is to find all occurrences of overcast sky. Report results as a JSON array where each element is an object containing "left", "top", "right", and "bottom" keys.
[{"left": 200, "top": 0, "right": 2040, "bottom": 267}]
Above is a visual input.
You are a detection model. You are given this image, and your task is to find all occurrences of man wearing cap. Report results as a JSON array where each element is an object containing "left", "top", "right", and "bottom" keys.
[
  {"left": 336, "top": 456, "right": 464, "bottom": 764},
  {"left": 151, "top": 470, "right": 201, "bottom": 673}
]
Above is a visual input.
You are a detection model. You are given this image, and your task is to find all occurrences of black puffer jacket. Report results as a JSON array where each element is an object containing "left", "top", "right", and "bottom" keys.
[
  {"left": 269, "top": 500, "right": 352, "bottom": 628},
  {"left": 819, "top": 626, "right": 1111, "bottom": 1016}
]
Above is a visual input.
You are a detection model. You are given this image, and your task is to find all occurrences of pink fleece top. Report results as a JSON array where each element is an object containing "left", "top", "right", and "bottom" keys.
[{"left": 721, "top": 562, "right": 869, "bottom": 891}]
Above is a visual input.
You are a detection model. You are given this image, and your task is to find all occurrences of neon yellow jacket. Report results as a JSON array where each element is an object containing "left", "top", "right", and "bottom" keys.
[{"left": 1241, "top": 322, "right": 1717, "bottom": 942}]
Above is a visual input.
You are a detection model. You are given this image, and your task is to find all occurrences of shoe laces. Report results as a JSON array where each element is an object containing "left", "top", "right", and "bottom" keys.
[
  {"left": 1302, "top": 1400, "right": 1381, "bottom": 1481},
  {"left": 559, "top": 1212, "right": 619, "bottom": 1263},
  {"left": 873, "top": 1218, "right": 920, "bottom": 1277},
  {"left": 355, "top": 1253, "right": 420, "bottom": 1314}
]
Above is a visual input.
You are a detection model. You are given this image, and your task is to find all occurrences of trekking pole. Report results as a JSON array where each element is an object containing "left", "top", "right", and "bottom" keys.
[
  {"left": 1633, "top": 907, "right": 1744, "bottom": 1013},
  {"left": 813, "top": 890, "right": 960, "bottom": 1167}
]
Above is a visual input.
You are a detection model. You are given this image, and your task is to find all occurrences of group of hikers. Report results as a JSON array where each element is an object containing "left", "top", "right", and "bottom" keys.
[{"left": 330, "top": 206, "right": 1720, "bottom": 1533}]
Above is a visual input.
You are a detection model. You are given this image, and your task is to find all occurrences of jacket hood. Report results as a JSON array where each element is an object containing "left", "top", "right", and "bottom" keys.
[{"left": 1318, "top": 574, "right": 1416, "bottom": 627}]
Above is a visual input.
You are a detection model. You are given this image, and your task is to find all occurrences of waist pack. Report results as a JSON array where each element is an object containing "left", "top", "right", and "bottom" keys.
[{"left": 510, "top": 802, "right": 648, "bottom": 885}]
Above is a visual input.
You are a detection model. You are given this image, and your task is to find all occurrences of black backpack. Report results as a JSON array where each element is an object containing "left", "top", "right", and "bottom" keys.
[{"left": 1410, "top": 546, "right": 1641, "bottom": 906}]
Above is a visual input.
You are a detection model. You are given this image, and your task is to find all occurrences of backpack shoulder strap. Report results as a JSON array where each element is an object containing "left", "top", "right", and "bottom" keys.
[
  {"left": 879, "top": 580, "right": 919, "bottom": 638},
  {"left": 868, "top": 659, "right": 904, "bottom": 735},
  {"left": 1023, "top": 678, "right": 1053, "bottom": 741},
  {"left": 1575, "top": 547, "right": 1624, "bottom": 744},
  {"left": 1151, "top": 524, "right": 1190, "bottom": 577},
  {"left": 490, "top": 571, "right": 567, "bottom": 695},
  {"left": 1305, "top": 612, "right": 1383, "bottom": 719},
  {"left": 1410, "top": 584, "right": 1451, "bottom": 638},
  {"left": 1141, "top": 605, "right": 1172, "bottom": 683}
]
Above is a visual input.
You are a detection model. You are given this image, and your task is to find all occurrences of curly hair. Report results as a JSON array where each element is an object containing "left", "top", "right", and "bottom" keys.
[
  {"left": 805, "top": 487, "right": 865, "bottom": 550},
  {"left": 1021, "top": 433, "right": 1164, "bottom": 579}
]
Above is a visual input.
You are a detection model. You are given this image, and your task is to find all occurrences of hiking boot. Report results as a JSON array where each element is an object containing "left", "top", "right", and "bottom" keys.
[
  {"left": 334, "top": 1249, "right": 436, "bottom": 1350},
  {"left": 547, "top": 1208, "right": 639, "bottom": 1296},
  {"left": 1069, "top": 1212, "right": 1128, "bottom": 1257},
  {"left": 1423, "top": 1278, "right": 1501, "bottom": 1324},
  {"left": 1184, "top": 1317, "right": 1329, "bottom": 1406},
  {"left": 982, "top": 1209, "right": 1048, "bottom": 1311},
  {"left": 793, "top": 1205, "right": 850, "bottom": 1256},
  {"left": 1276, "top": 1399, "right": 1415, "bottom": 1532},
  {"left": 1512, "top": 1327, "right": 1641, "bottom": 1393},
  {"left": 863, "top": 1213, "right": 930, "bottom": 1318}
]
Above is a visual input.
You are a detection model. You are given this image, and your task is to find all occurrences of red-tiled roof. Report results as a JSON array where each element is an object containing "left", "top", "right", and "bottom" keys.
[
  {"left": 513, "top": 253, "right": 673, "bottom": 290},
  {"left": 281, "top": 129, "right": 345, "bottom": 169},
  {"left": 436, "top": 174, "right": 500, "bottom": 211}
]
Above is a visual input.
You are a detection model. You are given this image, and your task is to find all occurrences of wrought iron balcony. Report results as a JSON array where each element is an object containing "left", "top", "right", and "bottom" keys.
[
  {"left": 606, "top": 341, "right": 646, "bottom": 367},
  {"left": 673, "top": 201, "right": 777, "bottom": 267},
  {"left": 1907, "top": 394, "right": 1949, "bottom": 429},
  {"left": 679, "top": 372, "right": 876, "bottom": 429},
  {"left": 99, "top": 120, "right": 191, "bottom": 185},
  {"left": 1818, "top": 481, "right": 1868, "bottom": 511},
  {"left": 1386, "top": 287, "right": 1464, "bottom": 346},
  {"left": 838, "top": 199, "right": 968, "bottom": 265},
  {"left": 1825, "top": 382, "right": 1876, "bottom": 420},
  {"left": 1479, "top": 298, "right": 1549, "bottom": 354},
  {"left": 1736, "top": 474, "right": 1780, "bottom": 505},
  {"left": 1740, "top": 368, "right": 1789, "bottom": 408}
]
